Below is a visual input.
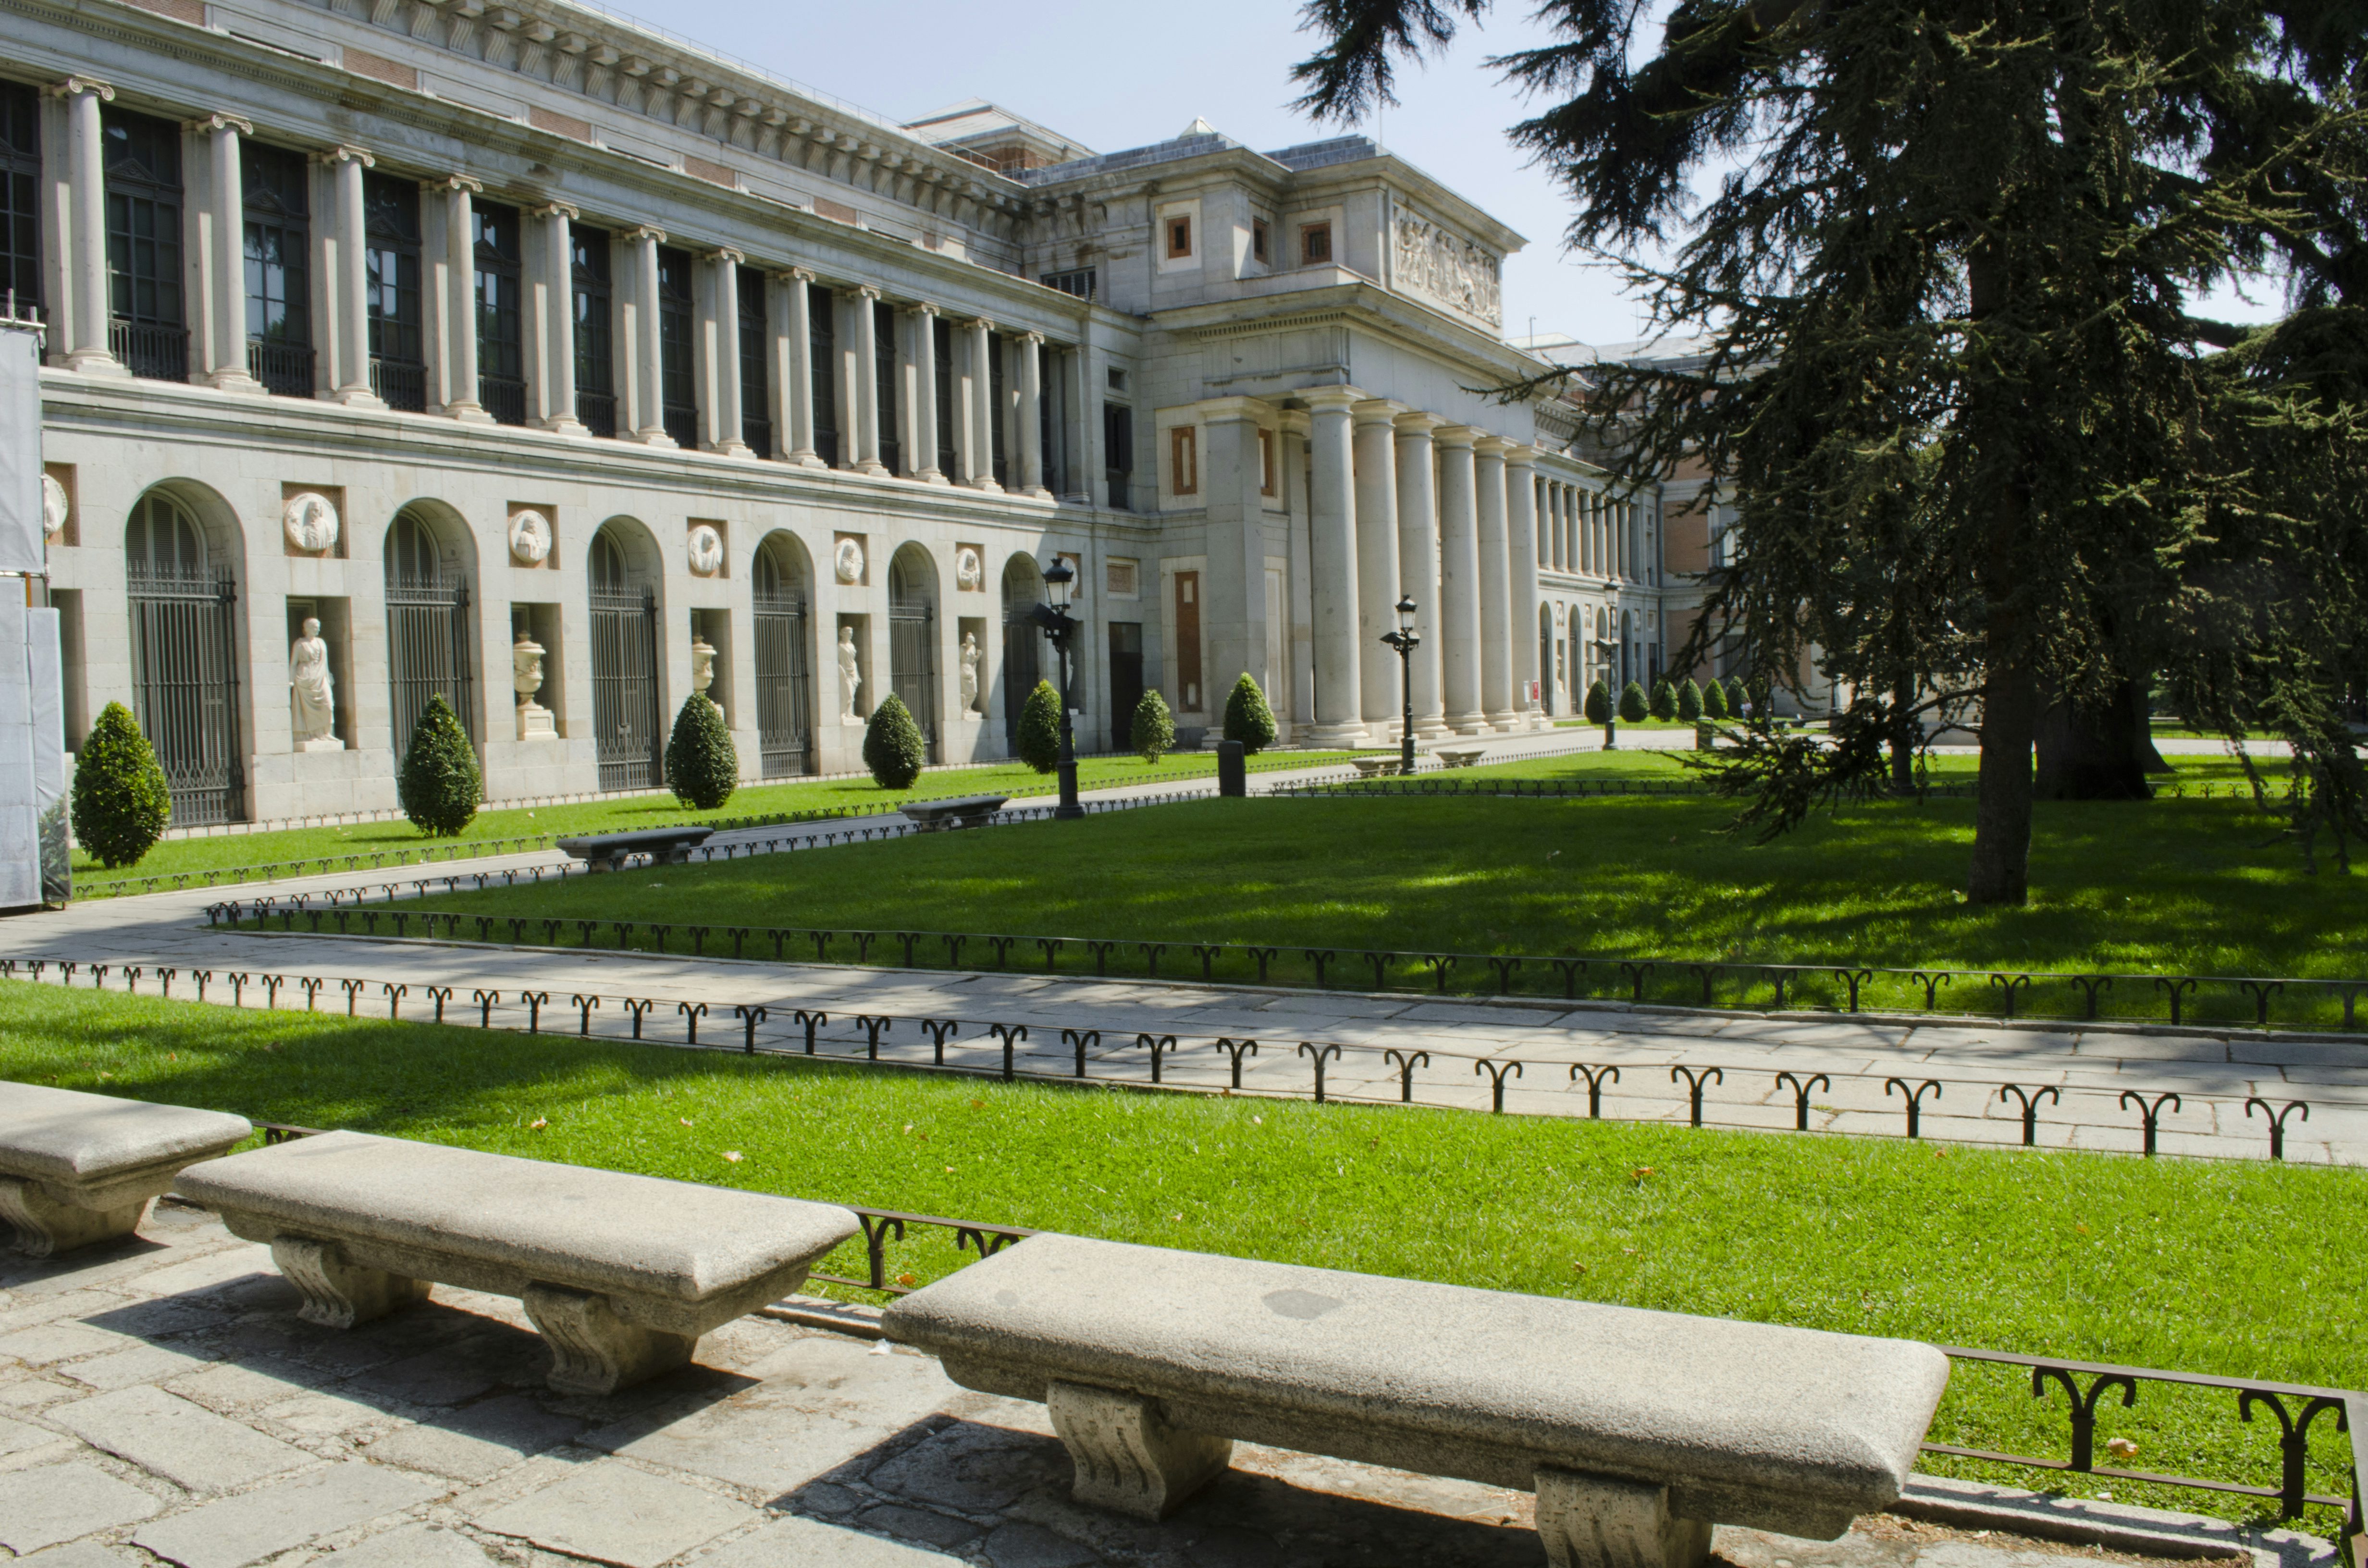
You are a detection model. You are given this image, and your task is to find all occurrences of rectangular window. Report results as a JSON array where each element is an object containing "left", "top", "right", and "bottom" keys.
[
  {"left": 1258, "top": 429, "right": 1276, "bottom": 497},
  {"left": 1251, "top": 218, "right": 1269, "bottom": 265},
  {"left": 1041, "top": 267, "right": 1095, "bottom": 299},
  {"left": 571, "top": 225, "right": 614, "bottom": 436},
  {"left": 241, "top": 141, "right": 311, "bottom": 397},
  {"left": 873, "top": 298, "right": 900, "bottom": 475},
  {"left": 737, "top": 268, "right": 770, "bottom": 455},
  {"left": 931, "top": 314, "right": 955, "bottom": 477},
  {"left": 0, "top": 82, "right": 40, "bottom": 317},
  {"left": 1165, "top": 214, "right": 1192, "bottom": 259},
  {"left": 988, "top": 330, "right": 1008, "bottom": 488},
  {"left": 1170, "top": 425, "right": 1197, "bottom": 496},
  {"left": 1174, "top": 570, "right": 1203, "bottom": 712},
  {"left": 808, "top": 281, "right": 837, "bottom": 465},
  {"left": 656, "top": 244, "right": 696, "bottom": 449},
  {"left": 363, "top": 172, "right": 422, "bottom": 411},
  {"left": 1300, "top": 220, "right": 1332, "bottom": 266},
  {"left": 1102, "top": 401, "right": 1132, "bottom": 511},
  {"left": 473, "top": 199, "right": 524, "bottom": 425},
  {"left": 102, "top": 107, "right": 185, "bottom": 380}
]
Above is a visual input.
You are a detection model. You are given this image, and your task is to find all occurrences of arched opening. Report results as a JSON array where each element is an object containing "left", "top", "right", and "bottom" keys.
[
  {"left": 384, "top": 502, "right": 477, "bottom": 760},
  {"left": 888, "top": 545, "right": 940, "bottom": 763},
  {"left": 751, "top": 531, "right": 815, "bottom": 776},
  {"left": 588, "top": 519, "right": 662, "bottom": 790},
  {"left": 999, "top": 553, "right": 1041, "bottom": 753},
  {"left": 1538, "top": 603, "right": 1556, "bottom": 717},
  {"left": 124, "top": 486, "right": 244, "bottom": 824}
]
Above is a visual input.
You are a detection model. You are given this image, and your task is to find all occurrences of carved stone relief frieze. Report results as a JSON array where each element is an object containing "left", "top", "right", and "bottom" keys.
[{"left": 1393, "top": 211, "right": 1504, "bottom": 328}]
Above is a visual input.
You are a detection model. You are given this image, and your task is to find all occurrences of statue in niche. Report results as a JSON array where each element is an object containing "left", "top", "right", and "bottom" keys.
[
  {"left": 514, "top": 631, "right": 556, "bottom": 740},
  {"left": 959, "top": 632, "right": 981, "bottom": 715},
  {"left": 838, "top": 625, "right": 863, "bottom": 722},
  {"left": 289, "top": 617, "right": 341, "bottom": 750}
]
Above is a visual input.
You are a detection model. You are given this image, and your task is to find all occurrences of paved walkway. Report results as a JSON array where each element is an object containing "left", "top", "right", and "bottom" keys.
[{"left": 0, "top": 1205, "right": 2332, "bottom": 1568}]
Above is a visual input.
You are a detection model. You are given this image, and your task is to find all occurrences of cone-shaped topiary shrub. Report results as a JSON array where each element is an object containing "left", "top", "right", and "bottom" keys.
[
  {"left": 398, "top": 693, "right": 482, "bottom": 837},
  {"left": 1583, "top": 678, "right": 1612, "bottom": 725},
  {"left": 1222, "top": 673, "right": 1277, "bottom": 754},
  {"left": 664, "top": 694, "right": 738, "bottom": 811},
  {"left": 72, "top": 701, "right": 173, "bottom": 869},
  {"left": 1132, "top": 687, "right": 1175, "bottom": 764},
  {"left": 1677, "top": 678, "right": 1703, "bottom": 721},
  {"left": 1619, "top": 680, "right": 1650, "bottom": 723},
  {"left": 1649, "top": 678, "right": 1678, "bottom": 721},
  {"left": 1726, "top": 676, "right": 1751, "bottom": 715},
  {"left": 1017, "top": 679, "right": 1063, "bottom": 774},
  {"left": 1702, "top": 678, "right": 1729, "bottom": 720},
  {"left": 863, "top": 693, "right": 926, "bottom": 790}
]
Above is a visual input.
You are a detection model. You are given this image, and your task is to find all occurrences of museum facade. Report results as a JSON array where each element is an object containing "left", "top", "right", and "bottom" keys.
[{"left": 3, "top": 0, "right": 1684, "bottom": 828}]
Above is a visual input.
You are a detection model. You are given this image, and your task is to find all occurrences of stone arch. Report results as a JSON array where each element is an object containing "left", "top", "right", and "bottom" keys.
[
  {"left": 999, "top": 552, "right": 1042, "bottom": 749},
  {"left": 589, "top": 513, "right": 663, "bottom": 594},
  {"left": 383, "top": 497, "right": 479, "bottom": 586},
  {"left": 382, "top": 499, "right": 481, "bottom": 757},
  {"left": 750, "top": 528, "right": 817, "bottom": 776},
  {"left": 122, "top": 479, "right": 249, "bottom": 825},
  {"left": 887, "top": 543, "right": 941, "bottom": 762},
  {"left": 587, "top": 515, "right": 665, "bottom": 789}
]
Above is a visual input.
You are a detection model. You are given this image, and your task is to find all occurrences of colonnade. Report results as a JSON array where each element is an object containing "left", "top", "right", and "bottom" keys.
[{"left": 1538, "top": 475, "right": 1645, "bottom": 584}]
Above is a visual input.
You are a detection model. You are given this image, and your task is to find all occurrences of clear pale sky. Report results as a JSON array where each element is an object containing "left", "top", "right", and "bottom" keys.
[{"left": 626, "top": 0, "right": 2283, "bottom": 343}]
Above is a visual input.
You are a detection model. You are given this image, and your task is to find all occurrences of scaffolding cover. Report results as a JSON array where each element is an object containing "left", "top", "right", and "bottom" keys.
[{"left": 0, "top": 324, "right": 38, "bottom": 576}]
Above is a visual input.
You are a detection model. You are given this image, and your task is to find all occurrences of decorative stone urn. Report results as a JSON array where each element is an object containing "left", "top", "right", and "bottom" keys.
[
  {"left": 514, "top": 633, "right": 556, "bottom": 740},
  {"left": 691, "top": 635, "right": 717, "bottom": 695}
]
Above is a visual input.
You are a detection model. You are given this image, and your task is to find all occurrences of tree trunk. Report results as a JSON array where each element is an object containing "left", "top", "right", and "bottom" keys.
[
  {"left": 2034, "top": 677, "right": 2155, "bottom": 799},
  {"left": 1890, "top": 671, "right": 1918, "bottom": 792},
  {"left": 1969, "top": 652, "right": 2039, "bottom": 904}
]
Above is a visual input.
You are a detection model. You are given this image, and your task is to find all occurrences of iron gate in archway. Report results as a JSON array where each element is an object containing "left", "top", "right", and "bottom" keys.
[{"left": 590, "top": 583, "right": 660, "bottom": 790}]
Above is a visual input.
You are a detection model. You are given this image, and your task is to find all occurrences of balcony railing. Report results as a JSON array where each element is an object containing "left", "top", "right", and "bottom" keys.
[
  {"left": 663, "top": 404, "right": 699, "bottom": 450},
  {"left": 578, "top": 389, "right": 617, "bottom": 439},
  {"left": 480, "top": 373, "right": 528, "bottom": 428},
  {"left": 247, "top": 340, "right": 316, "bottom": 398},
  {"left": 110, "top": 319, "right": 188, "bottom": 382},
  {"left": 371, "top": 356, "right": 427, "bottom": 413}
]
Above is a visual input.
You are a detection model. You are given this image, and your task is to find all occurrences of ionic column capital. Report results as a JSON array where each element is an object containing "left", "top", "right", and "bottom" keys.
[
  {"left": 627, "top": 224, "right": 668, "bottom": 245},
  {"left": 970, "top": 317, "right": 996, "bottom": 333},
  {"left": 782, "top": 266, "right": 816, "bottom": 283},
  {"left": 712, "top": 246, "right": 745, "bottom": 266},
  {"left": 909, "top": 300, "right": 939, "bottom": 319},
  {"left": 535, "top": 200, "right": 580, "bottom": 222},
  {"left": 48, "top": 77, "right": 113, "bottom": 102},
  {"left": 852, "top": 283, "right": 882, "bottom": 301},
  {"left": 428, "top": 173, "right": 483, "bottom": 195},
  {"left": 318, "top": 144, "right": 375, "bottom": 169},
  {"left": 184, "top": 112, "right": 251, "bottom": 136},
  {"left": 1019, "top": 330, "right": 1044, "bottom": 346}
]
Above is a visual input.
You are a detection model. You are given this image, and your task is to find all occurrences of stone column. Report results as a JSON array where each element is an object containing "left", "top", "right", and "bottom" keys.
[
  {"left": 438, "top": 176, "right": 490, "bottom": 422},
  {"left": 1199, "top": 398, "right": 1271, "bottom": 703},
  {"left": 707, "top": 248, "right": 750, "bottom": 455},
  {"left": 779, "top": 269, "right": 820, "bottom": 465},
  {"left": 1303, "top": 387, "right": 1363, "bottom": 743},
  {"left": 325, "top": 146, "right": 379, "bottom": 404},
  {"left": 534, "top": 202, "right": 583, "bottom": 433},
  {"left": 1475, "top": 436, "right": 1515, "bottom": 730},
  {"left": 53, "top": 80, "right": 120, "bottom": 374},
  {"left": 911, "top": 303, "right": 945, "bottom": 482},
  {"left": 182, "top": 114, "right": 256, "bottom": 389},
  {"left": 1508, "top": 446, "right": 1542, "bottom": 729},
  {"left": 628, "top": 226, "right": 671, "bottom": 445},
  {"left": 1435, "top": 426, "right": 1486, "bottom": 735},
  {"left": 1392, "top": 411, "right": 1448, "bottom": 736},
  {"left": 851, "top": 285, "right": 885, "bottom": 473},
  {"left": 967, "top": 319, "right": 1000, "bottom": 490},
  {"left": 1018, "top": 331, "right": 1048, "bottom": 496},
  {"left": 1351, "top": 399, "right": 1403, "bottom": 732}
]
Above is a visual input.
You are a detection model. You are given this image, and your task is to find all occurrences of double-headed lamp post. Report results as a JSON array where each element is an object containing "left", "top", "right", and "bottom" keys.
[
  {"left": 1027, "top": 555, "right": 1085, "bottom": 820},
  {"left": 1379, "top": 594, "right": 1419, "bottom": 775}
]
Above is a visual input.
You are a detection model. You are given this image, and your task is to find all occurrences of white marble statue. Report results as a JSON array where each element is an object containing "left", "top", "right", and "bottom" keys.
[
  {"left": 289, "top": 617, "right": 340, "bottom": 749},
  {"left": 959, "top": 632, "right": 981, "bottom": 715},
  {"left": 838, "top": 625, "right": 862, "bottom": 721}
]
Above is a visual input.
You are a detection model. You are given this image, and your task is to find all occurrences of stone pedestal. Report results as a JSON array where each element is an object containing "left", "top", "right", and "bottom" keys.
[
  {"left": 293, "top": 736, "right": 345, "bottom": 753},
  {"left": 524, "top": 1283, "right": 696, "bottom": 1396},
  {"left": 0, "top": 1177, "right": 146, "bottom": 1257},
  {"left": 517, "top": 702, "right": 557, "bottom": 741},
  {"left": 271, "top": 1235, "right": 432, "bottom": 1328},
  {"left": 1046, "top": 1381, "right": 1233, "bottom": 1520},
  {"left": 1535, "top": 1469, "right": 1714, "bottom": 1568}
]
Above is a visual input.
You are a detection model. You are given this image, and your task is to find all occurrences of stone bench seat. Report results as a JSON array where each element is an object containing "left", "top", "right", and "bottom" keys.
[
  {"left": 882, "top": 1235, "right": 1949, "bottom": 1568},
  {"left": 1436, "top": 746, "right": 1487, "bottom": 767},
  {"left": 554, "top": 826, "right": 715, "bottom": 872},
  {"left": 899, "top": 794, "right": 1011, "bottom": 831},
  {"left": 0, "top": 1081, "right": 252, "bottom": 1256},
  {"left": 1348, "top": 757, "right": 1402, "bottom": 777},
  {"left": 175, "top": 1130, "right": 860, "bottom": 1395}
]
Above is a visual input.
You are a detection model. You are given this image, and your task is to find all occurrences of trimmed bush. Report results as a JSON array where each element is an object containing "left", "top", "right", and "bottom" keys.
[
  {"left": 1583, "top": 678, "right": 1612, "bottom": 725},
  {"left": 1222, "top": 673, "right": 1278, "bottom": 754},
  {"left": 1649, "top": 678, "right": 1678, "bottom": 721},
  {"left": 663, "top": 694, "right": 738, "bottom": 811},
  {"left": 1017, "top": 679, "right": 1063, "bottom": 774},
  {"left": 1703, "top": 678, "right": 1730, "bottom": 720},
  {"left": 1619, "top": 680, "right": 1650, "bottom": 723},
  {"left": 1677, "top": 678, "right": 1704, "bottom": 722},
  {"left": 1725, "top": 676, "right": 1750, "bottom": 715},
  {"left": 1750, "top": 676, "right": 1774, "bottom": 714},
  {"left": 71, "top": 701, "right": 172, "bottom": 869},
  {"left": 1132, "top": 687, "right": 1175, "bottom": 764},
  {"left": 397, "top": 693, "right": 482, "bottom": 837},
  {"left": 863, "top": 693, "right": 927, "bottom": 790}
]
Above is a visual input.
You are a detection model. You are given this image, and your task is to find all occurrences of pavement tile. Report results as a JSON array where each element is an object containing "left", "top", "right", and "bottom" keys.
[
  {"left": 12, "top": 1543, "right": 142, "bottom": 1566},
  {"left": 864, "top": 1417, "right": 1069, "bottom": 1515},
  {"left": 0, "top": 1460, "right": 164, "bottom": 1554},
  {"left": 308, "top": 1519, "right": 503, "bottom": 1566},
  {"left": 357, "top": 1393, "right": 584, "bottom": 1482},
  {"left": 0, "top": 1320, "right": 131, "bottom": 1367},
  {"left": 471, "top": 1458, "right": 759, "bottom": 1568},
  {"left": 693, "top": 1514, "right": 969, "bottom": 1564},
  {"left": 131, "top": 1460, "right": 442, "bottom": 1568},
  {"left": 0, "top": 1409, "right": 69, "bottom": 1458},
  {"left": 49, "top": 1384, "right": 314, "bottom": 1492},
  {"left": 61, "top": 1342, "right": 216, "bottom": 1392}
]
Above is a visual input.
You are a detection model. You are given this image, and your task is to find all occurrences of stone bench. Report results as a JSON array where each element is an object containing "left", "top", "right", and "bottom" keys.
[
  {"left": 175, "top": 1130, "right": 860, "bottom": 1395},
  {"left": 555, "top": 826, "right": 715, "bottom": 872},
  {"left": 1348, "top": 757, "right": 1401, "bottom": 778},
  {"left": 882, "top": 1235, "right": 1949, "bottom": 1568},
  {"left": 1436, "top": 747, "right": 1487, "bottom": 768},
  {"left": 0, "top": 1082, "right": 252, "bottom": 1256},
  {"left": 899, "top": 794, "right": 1011, "bottom": 832}
]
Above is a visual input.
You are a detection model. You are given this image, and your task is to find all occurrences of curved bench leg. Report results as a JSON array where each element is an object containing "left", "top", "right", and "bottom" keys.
[
  {"left": 1534, "top": 1468, "right": 1713, "bottom": 1568},
  {"left": 1046, "top": 1380, "right": 1232, "bottom": 1520},
  {"left": 0, "top": 1178, "right": 147, "bottom": 1257},
  {"left": 523, "top": 1284, "right": 695, "bottom": 1396},
  {"left": 272, "top": 1236, "right": 430, "bottom": 1328}
]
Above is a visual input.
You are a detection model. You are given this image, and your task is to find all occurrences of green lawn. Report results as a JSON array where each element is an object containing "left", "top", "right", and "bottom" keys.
[
  {"left": 379, "top": 755, "right": 2368, "bottom": 1028},
  {"left": 0, "top": 983, "right": 2353, "bottom": 1527},
  {"left": 75, "top": 747, "right": 1364, "bottom": 894}
]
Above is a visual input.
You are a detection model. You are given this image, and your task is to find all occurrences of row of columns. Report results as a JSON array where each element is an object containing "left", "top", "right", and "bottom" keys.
[
  {"left": 1540, "top": 475, "right": 1644, "bottom": 582},
  {"left": 1302, "top": 389, "right": 1543, "bottom": 743}
]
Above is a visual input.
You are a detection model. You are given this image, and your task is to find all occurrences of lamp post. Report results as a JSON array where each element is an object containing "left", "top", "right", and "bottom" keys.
[
  {"left": 1027, "top": 555, "right": 1085, "bottom": 820},
  {"left": 1379, "top": 594, "right": 1419, "bottom": 775}
]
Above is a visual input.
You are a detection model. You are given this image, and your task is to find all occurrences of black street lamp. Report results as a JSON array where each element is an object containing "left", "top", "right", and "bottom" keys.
[
  {"left": 1379, "top": 593, "right": 1420, "bottom": 775},
  {"left": 1027, "top": 555, "right": 1085, "bottom": 820}
]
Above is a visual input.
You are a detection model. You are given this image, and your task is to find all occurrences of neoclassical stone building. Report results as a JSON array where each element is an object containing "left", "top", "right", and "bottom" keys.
[{"left": 5, "top": 0, "right": 1677, "bottom": 828}]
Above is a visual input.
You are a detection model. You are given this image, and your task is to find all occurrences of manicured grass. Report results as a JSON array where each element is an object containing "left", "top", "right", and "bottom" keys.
[
  {"left": 74, "top": 747, "right": 1363, "bottom": 894},
  {"left": 392, "top": 754, "right": 2368, "bottom": 1027},
  {"left": 0, "top": 983, "right": 2353, "bottom": 1526}
]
